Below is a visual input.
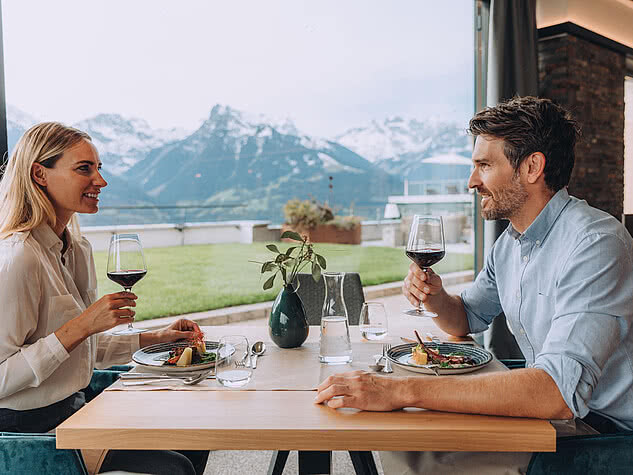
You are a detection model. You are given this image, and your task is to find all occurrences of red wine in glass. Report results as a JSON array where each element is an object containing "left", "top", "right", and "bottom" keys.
[
  {"left": 106, "top": 270, "right": 147, "bottom": 288},
  {"left": 107, "top": 233, "right": 148, "bottom": 335},
  {"left": 404, "top": 216, "right": 445, "bottom": 317}
]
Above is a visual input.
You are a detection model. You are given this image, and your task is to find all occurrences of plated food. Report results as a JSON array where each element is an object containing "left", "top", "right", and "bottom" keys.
[
  {"left": 410, "top": 343, "right": 474, "bottom": 368},
  {"left": 133, "top": 333, "right": 233, "bottom": 373},
  {"left": 387, "top": 342, "right": 492, "bottom": 375}
]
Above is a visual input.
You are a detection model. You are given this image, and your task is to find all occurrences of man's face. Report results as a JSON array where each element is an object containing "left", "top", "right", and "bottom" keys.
[{"left": 468, "top": 135, "right": 528, "bottom": 221}]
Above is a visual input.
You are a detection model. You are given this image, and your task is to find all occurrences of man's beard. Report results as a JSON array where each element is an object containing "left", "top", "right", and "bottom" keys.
[{"left": 478, "top": 174, "right": 528, "bottom": 221}]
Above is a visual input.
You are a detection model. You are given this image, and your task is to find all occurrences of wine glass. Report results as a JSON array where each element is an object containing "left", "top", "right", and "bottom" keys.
[
  {"left": 107, "top": 233, "right": 148, "bottom": 335},
  {"left": 359, "top": 302, "right": 389, "bottom": 340},
  {"left": 216, "top": 335, "right": 252, "bottom": 388},
  {"left": 404, "top": 215, "right": 445, "bottom": 317}
]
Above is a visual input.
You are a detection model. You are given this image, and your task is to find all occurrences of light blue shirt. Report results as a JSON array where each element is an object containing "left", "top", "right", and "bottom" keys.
[{"left": 462, "top": 188, "right": 633, "bottom": 430}]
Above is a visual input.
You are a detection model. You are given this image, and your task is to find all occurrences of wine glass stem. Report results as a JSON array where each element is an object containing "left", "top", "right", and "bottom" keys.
[
  {"left": 125, "top": 287, "right": 134, "bottom": 329},
  {"left": 420, "top": 267, "right": 430, "bottom": 311}
]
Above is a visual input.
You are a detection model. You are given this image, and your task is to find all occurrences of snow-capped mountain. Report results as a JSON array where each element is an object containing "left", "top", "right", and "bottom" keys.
[
  {"left": 4, "top": 103, "right": 470, "bottom": 225},
  {"left": 6, "top": 105, "right": 40, "bottom": 152},
  {"left": 335, "top": 116, "right": 471, "bottom": 163},
  {"left": 126, "top": 104, "right": 399, "bottom": 223},
  {"left": 74, "top": 114, "right": 191, "bottom": 175},
  {"left": 6, "top": 104, "right": 39, "bottom": 130}
]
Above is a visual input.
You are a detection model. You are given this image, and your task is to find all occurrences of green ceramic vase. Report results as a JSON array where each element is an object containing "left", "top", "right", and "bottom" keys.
[{"left": 269, "top": 284, "right": 309, "bottom": 348}]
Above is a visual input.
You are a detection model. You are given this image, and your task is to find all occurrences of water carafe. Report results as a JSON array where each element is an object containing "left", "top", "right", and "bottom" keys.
[{"left": 319, "top": 272, "right": 353, "bottom": 364}]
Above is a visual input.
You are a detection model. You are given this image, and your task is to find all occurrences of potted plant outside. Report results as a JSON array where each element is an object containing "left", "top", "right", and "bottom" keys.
[{"left": 281, "top": 199, "right": 362, "bottom": 245}]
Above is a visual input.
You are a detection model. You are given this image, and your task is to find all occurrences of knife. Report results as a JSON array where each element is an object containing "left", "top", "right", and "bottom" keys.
[{"left": 120, "top": 372, "right": 216, "bottom": 380}]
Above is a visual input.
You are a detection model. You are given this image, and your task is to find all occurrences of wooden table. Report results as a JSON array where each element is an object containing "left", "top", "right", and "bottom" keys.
[{"left": 56, "top": 318, "right": 555, "bottom": 472}]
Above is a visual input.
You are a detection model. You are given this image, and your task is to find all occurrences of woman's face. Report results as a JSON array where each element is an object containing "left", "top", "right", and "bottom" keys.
[{"left": 36, "top": 140, "right": 107, "bottom": 225}]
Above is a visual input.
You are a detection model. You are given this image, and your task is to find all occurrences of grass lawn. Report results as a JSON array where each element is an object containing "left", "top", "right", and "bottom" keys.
[{"left": 94, "top": 243, "right": 473, "bottom": 321}]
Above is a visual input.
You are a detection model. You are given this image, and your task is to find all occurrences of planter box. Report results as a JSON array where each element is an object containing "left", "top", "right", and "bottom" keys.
[{"left": 281, "top": 223, "right": 361, "bottom": 245}]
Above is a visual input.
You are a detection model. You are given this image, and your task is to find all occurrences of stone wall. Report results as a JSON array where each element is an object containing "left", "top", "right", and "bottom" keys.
[{"left": 538, "top": 30, "right": 626, "bottom": 219}]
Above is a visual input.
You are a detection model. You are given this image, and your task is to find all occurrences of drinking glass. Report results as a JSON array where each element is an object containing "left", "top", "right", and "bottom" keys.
[
  {"left": 107, "top": 233, "right": 148, "bottom": 335},
  {"left": 359, "top": 302, "right": 389, "bottom": 340},
  {"left": 216, "top": 335, "right": 252, "bottom": 388},
  {"left": 319, "top": 273, "right": 353, "bottom": 364},
  {"left": 404, "top": 215, "right": 445, "bottom": 317}
]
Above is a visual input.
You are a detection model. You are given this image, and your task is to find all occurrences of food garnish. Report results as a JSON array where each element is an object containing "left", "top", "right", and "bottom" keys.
[{"left": 165, "top": 330, "right": 216, "bottom": 366}]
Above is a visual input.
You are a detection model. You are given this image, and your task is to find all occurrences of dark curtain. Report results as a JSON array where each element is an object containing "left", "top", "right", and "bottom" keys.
[{"left": 483, "top": 0, "right": 538, "bottom": 359}]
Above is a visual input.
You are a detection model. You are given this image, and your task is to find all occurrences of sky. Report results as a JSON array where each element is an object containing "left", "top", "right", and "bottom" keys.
[{"left": 2, "top": 0, "right": 474, "bottom": 138}]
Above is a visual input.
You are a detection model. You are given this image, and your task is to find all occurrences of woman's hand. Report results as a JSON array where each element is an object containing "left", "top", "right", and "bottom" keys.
[
  {"left": 402, "top": 263, "right": 443, "bottom": 308},
  {"left": 78, "top": 291, "right": 137, "bottom": 335},
  {"left": 56, "top": 291, "right": 137, "bottom": 352},
  {"left": 140, "top": 319, "right": 202, "bottom": 347}
]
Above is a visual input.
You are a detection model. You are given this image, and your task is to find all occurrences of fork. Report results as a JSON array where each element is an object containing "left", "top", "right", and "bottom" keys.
[
  {"left": 382, "top": 344, "right": 393, "bottom": 373},
  {"left": 235, "top": 353, "right": 249, "bottom": 368}
]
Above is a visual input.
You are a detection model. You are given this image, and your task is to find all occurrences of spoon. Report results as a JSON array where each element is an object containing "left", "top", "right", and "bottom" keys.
[
  {"left": 251, "top": 341, "right": 266, "bottom": 369},
  {"left": 123, "top": 370, "right": 211, "bottom": 386}
]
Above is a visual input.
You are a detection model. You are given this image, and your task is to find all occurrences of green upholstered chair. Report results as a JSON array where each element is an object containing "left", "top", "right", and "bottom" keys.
[
  {"left": 0, "top": 365, "right": 132, "bottom": 475},
  {"left": 295, "top": 272, "right": 365, "bottom": 325},
  {"left": 0, "top": 432, "right": 88, "bottom": 475}
]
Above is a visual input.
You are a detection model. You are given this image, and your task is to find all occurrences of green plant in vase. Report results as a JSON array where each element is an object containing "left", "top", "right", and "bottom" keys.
[{"left": 254, "top": 231, "right": 327, "bottom": 348}]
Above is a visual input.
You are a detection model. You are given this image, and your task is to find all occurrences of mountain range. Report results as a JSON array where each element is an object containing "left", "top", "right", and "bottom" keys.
[{"left": 5, "top": 104, "right": 471, "bottom": 226}]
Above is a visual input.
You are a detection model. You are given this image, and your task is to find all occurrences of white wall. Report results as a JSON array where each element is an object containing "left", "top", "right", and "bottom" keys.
[{"left": 83, "top": 221, "right": 272, "bottom": 251}]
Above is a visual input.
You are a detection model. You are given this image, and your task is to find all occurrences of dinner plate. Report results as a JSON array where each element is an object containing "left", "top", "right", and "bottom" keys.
[
  {"left": 132, "top": 340, "right": 234, "bottom": 373},
  {"left": 386, "top": 342, "right": 493, "bottom": 375}
]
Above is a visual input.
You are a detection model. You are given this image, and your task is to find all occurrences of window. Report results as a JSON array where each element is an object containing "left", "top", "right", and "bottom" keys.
[{"left": 2, "top": 1, "right": 475, "bottom": 319}]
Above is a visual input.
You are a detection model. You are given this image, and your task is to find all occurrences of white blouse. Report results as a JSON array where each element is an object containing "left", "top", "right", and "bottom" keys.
[{"left": 0, "top": 224, "right": 140, "bottom": 410}]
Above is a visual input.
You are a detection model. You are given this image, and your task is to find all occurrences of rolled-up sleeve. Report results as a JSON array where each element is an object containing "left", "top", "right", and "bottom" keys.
[
  {"left": 531, "top": 232, "right": 633, "bottom": 418},
  {"left": 461, "top": 242, "right": 503, "bottom": 334},
  {"left": 0, "top": 243, "right": 69, "bottom": 399}
]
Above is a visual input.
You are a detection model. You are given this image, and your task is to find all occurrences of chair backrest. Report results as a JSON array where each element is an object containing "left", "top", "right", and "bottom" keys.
[
  {"left": 0, "top": 432, "right": 88, "bottom": 475},
  {"left": 527, "top": 430, "right": 633, "bottom": 475},
  {"left": 295, "top": 272, "right": 365, "bottom": 325}
]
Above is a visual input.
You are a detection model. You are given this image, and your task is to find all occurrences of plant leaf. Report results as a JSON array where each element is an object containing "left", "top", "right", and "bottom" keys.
[
  {"left": 280, "top": 231, "right": 303, "bottom": 242},
  {"left": 315, "top": 254, "right": 327, "bottom": 269},
  {"left": 275, "top": 254, "right": 286, "bottom": 263},
  {"left": 311, "top": 263, "right": 322, "bottom": 282},
  {"left": 261, "top": 262, "right": 276, "bottom": 273},
  {"left": 285, "top": 246, "right": 297, "bottom": 256},
  {"left": 263, "top": 274, "right": 276, "bottom": 290},
  {"left": 282, "top": 258, "right": 295, "bottom": 268},
  {"left": 280, "top": 267, "right": 287, "bottom": 284},
  {"left": 266, "top": 244, "right": 280, "bottom": 253}
]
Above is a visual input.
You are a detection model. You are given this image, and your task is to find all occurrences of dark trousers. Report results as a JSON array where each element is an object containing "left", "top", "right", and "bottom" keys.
[{"left": 0, "top": 392, "right": 209, "bottom": 475}]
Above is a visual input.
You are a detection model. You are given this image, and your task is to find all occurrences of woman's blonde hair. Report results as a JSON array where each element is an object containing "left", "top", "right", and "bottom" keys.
[{"left": 0, "top": 122, "right": 92, "bottom": 239}]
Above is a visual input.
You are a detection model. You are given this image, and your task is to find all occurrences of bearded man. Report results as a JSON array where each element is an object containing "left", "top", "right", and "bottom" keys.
[{"left": 315, "top": 96, "right": 633, "bottom": 474}]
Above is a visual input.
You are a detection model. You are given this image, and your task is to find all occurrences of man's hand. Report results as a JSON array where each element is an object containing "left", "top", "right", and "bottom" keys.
[
  {"left": 403, "top": 263, "right": 443, "bottom": 307},
  {"left": 140, "top": 319, "right": 202, "bottom": 347},
  {"left": 314, "top": 370, "right": 409, "bottom": 411}
]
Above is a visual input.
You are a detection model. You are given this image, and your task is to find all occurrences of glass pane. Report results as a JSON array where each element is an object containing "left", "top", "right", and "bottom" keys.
[
  {"left": 625, "top": 76, "right": 633, "bottom": 215},
  {"left": 4, "top": 1, "right": 474, "bottom": 320}
]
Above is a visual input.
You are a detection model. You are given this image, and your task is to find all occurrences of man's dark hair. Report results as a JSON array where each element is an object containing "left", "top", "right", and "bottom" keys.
[{"left": 468, "top": 96, "right": 580, "bottom": 192}]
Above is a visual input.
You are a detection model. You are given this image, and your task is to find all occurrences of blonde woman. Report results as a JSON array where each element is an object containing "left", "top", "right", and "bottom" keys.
[{"left": 0, "top": 122, "right": 208, "bottom": 474}]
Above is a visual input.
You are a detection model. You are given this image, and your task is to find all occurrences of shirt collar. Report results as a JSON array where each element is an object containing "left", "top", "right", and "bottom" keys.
[
  {"left": 507, "top": 188, "right": 572, "bottom": 244},
  {"left": 31, "top": 223, "right": 74, "bottom": 252}
]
